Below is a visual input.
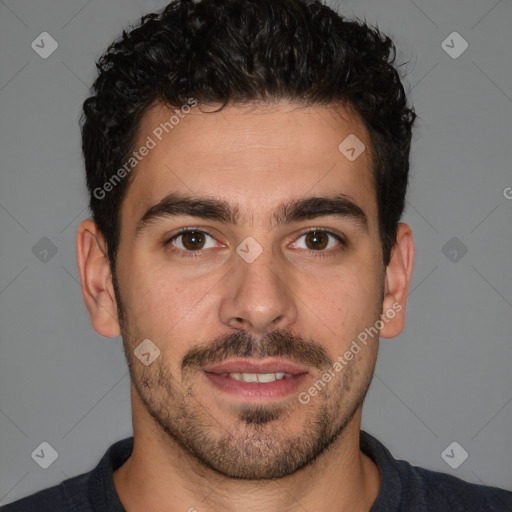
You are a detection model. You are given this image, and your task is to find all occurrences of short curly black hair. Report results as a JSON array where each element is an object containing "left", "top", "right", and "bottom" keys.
[{"left": 81, "top": 0, "right": 416, "bottom": 274}]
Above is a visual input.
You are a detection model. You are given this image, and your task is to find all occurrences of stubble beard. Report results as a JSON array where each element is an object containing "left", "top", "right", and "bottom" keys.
[
  {"left": 122, "top": 328, "right": 376, "bottom": 480},
  {"left": 111, "top": 268, "right": 380, "bottom": 480}
]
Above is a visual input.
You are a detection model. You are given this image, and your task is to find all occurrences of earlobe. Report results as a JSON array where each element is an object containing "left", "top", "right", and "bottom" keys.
[
  {"left": 76, "top": 219, "right": 121, "bottom": 338},
  {"left": 379, "top": 223, "right": 415, "bottom": 339}
]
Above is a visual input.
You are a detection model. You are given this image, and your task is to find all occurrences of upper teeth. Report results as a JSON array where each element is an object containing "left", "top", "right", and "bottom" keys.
[{"left": 224, "top": 372, "right": 291, "bottom": 383}]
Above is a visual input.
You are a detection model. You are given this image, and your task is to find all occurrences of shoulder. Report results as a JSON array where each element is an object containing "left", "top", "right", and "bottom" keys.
[
  {"left": 360, "top": 430, "right": 512, "bottom": 512},
  {"left": 1, "top": 472, "right": 90, "bottom": 512},
  {"left": 395, "top": 455, "right": 512, "bottom": 511},
  {"left": 2, "top": 436, "right": 133, "bottom": 512}
]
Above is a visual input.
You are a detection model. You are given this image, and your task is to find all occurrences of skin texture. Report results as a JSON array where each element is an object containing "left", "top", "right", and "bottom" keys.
[{"left": 76, "top": 100, "right": 414, "bottom": 511}]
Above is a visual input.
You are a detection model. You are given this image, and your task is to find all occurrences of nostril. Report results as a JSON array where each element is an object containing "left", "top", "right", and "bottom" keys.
[
  {"left": 272, "top": 315, "right": 284, "bottom": 325},
  {"left": 233, "top": 318, "right": 248, "bottom": 329}
]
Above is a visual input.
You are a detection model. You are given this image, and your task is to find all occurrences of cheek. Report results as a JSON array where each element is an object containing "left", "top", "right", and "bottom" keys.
[
  {"left": 300, "top": 267, "right": 382, "bottom": 341},
  {"left": 119, "top": 261, "right": 217, "bottom": 342}
]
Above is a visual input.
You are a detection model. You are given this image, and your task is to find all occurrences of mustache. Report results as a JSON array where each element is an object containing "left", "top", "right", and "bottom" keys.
[{"left": 181, "top": 329, "right": 333, "bottom": 373}]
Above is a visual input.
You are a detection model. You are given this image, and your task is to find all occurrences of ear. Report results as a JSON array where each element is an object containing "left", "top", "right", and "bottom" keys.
[
  {"left": 379, "top": 222, "right": 415, "bottom": 339},
  {"left": 76, "top": 218, "right": 121, "bottom": 338}
]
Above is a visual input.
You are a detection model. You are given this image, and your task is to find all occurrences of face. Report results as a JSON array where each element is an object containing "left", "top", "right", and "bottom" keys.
[{"left": 90, "top": 100, "right": 401, "bottom": 479}]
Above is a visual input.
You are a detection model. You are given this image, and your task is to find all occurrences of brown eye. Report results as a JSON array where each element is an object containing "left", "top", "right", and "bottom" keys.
[
  {"left": 291, "top": 229, "right": 345, "bottom": 257},
  {"left": 166, "top": 230, "right": 217, "bottom": 252},
  {"left": 304, "top": 231, "right": 329, "bottom": 250},
  {"left": 181, "top": 231, "right": 206, "bottom": 250}
]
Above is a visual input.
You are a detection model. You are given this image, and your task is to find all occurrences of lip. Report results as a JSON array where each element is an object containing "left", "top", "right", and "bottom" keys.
[
  {"left": 202, "top": 358, "right": 310, "bottom": 402},
  {"left": 203, "top": 371, "right": 308, "bottom": 401},
  {"left": 202, "top": 358, "right": 310, "bottom": 376}
]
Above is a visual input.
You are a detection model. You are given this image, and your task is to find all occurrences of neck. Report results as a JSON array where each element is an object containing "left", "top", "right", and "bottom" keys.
[{"left": 113, "top": 400, "right": 380, "bottom": 512}]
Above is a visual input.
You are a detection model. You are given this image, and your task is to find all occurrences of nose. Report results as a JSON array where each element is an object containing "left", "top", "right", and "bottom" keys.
[{"left": 218, "top": 244, "right": 298, "bottom": 337}]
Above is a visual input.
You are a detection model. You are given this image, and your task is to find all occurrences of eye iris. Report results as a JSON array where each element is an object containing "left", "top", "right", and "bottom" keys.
[
  {"left": 177, "top": 231, "right": 333, "bottom": 251},
  {"left": 305, "top": 231, "right": 328, "bottom": 250},
  {"left": 182, "top": 231, "right": 205, "bottom": 250}
]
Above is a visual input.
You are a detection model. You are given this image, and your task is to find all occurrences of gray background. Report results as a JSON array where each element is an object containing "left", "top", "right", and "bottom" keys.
[{"left": 1, "top": 0, "right": 511, "bottom": 506}]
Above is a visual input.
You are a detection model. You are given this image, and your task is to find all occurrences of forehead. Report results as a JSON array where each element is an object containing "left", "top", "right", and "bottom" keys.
[{"left": 119, "top": 100, "right": 377, "bottom": 232}]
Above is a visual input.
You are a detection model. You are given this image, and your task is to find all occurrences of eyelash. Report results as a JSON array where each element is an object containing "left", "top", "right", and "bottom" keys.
[{"left": 163, "top": 227, "right": 346, "bottom": 259}]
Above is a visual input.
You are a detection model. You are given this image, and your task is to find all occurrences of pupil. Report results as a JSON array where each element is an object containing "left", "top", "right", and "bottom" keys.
[
  {"left": 306, "top": 231, "right": 327, "bottom": 250},
  {"left": 183, "top": 231, "right": 204, "bottom": 250}
]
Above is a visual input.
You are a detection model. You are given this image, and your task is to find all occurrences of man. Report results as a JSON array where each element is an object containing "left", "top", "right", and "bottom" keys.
[{"left": 3, "top": 0, "right": 511, "bottom": 510}]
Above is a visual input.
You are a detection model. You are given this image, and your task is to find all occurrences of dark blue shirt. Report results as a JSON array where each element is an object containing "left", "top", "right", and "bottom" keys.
[{"left": 3, "top": 430, "right": 511, "bottom": 511}]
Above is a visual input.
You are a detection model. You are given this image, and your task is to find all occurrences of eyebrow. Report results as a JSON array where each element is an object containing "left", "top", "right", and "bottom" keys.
[{"left": 135, "top": 191, "right": 369, "bottom": 236}]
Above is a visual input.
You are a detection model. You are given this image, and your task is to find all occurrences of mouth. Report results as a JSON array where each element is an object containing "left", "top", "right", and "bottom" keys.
[{"left": 202, "top": 358, "right": 310, "bottom": 402}]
